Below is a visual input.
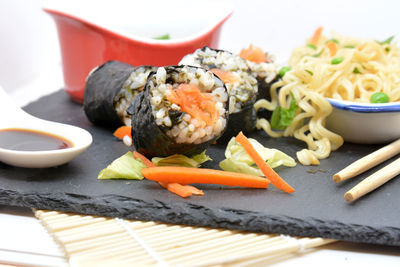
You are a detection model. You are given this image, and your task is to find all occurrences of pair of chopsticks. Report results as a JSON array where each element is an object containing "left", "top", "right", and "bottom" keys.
[{"left": 333, "top": 138, "right": 400, "bottom": 202}]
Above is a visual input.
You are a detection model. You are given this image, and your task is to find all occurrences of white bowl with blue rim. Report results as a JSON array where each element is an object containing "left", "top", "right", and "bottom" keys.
[{"left": 326, "top": 98, "right": 400, "bottom": 144}]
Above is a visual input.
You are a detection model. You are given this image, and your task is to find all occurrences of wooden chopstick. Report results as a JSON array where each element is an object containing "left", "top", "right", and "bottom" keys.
[
  {"left": 344, "top": 157, "right": 400, "bottom": 202},
  {"left": 333, "top": 138, "right": 400, "bottom": 183}
]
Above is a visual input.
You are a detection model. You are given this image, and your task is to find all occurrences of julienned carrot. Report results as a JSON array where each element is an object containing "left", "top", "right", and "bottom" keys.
[
  {"left": 133, "top": 151, "right": 155, "bottom": 168},
  {"left": 239, "top": 44, "right": 267, "bottom": 63},
  {"left": 327, "top": 40, "right": 337, "bottom": 56},
  {"left": 235, "top": 132, "right": 295, "bottom": 193},
  {"left": 113, "top": 126, "right": 132, "bottom": 140},
  {"left": 158, "top": 182, "right": 193, "bottom": 198},
  {"left": 134, "top": 152, "right": 204, "bottom": 197},
  {"left": 183, "top": 185, "right": 205, "bottom": 196},
  {"left": 310, "top": 26, "right": 323, "bottom": 46},
  {"left": 142, "top": 166, "right": 270, "bottom": 188}
]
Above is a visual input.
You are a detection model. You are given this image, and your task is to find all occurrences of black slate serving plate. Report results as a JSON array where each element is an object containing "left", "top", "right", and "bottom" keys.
[{"left": 1, "top": 90, "right": 400, "bottom": 246}]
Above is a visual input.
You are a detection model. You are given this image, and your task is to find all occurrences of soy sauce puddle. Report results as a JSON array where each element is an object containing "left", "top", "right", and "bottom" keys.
[{"left": 0, "top": 128, "right": 73, "bottom": 151}]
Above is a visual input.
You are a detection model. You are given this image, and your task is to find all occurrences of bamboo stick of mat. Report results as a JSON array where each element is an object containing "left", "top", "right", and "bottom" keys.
[
  {"left": 35, "top": 210, "right": 336, "bottom": 266},
  {"left": 344, "top": 157, "right": 400, "bottom": 202},
  {"left": 333, "top": 138, "right": 400, "bottom": 183}
]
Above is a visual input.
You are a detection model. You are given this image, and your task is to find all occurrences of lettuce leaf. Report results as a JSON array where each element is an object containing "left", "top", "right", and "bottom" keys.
[
  {"left": 270, "top": 92, "right": 298, "bottom": 130},
  {"left": 98, "top": 152, "right": 146, "bottom": 180},
  {"left": 152, "top": 150, "right": 211, "bottom": 168},
  {"left": 219, "top": 138, "right": 296, "bottom": 175}
]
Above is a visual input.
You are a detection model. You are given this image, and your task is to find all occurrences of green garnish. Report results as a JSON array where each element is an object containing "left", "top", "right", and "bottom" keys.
[
  {"left": 307, "top": 43, "right": 317, "bottom": 50},
  {"left": 326, "top": 38, "right": 339, "bottom": 44},
  {"left": 219, "top": 137, "right": 296, "bottom": 176},
  {"left": 270, "top": 92, "right": 298, "bottom": 130},
  {"left": 305, "top": 69, "right": 314, "bottom": 75},
  {"left": 331, "top": 57, "right": 343, "bottom": 65},
  {"left": 279, "top": 66, "right": 291, "bottom": 78},
  {"left": 312, "top": 48, "right": 324, "bottom": 57},
  {"left": 353, "top": 67, "right": 361, "bottom": 74},
  {"left": 344, "top": 45, "right": 355, "bottom": 48},
  {"left": 378, "top": 36, "right": 394, "bottom": 45},
  {"left": 154, "top": 34, "right": 170, "bottom": 40},
  {"left": 98, "top": 152, "right": 146, "bottom": 180},
  {"left": 370, "top": 92, "right": 390, "bottom": 103},
  {"left": 152, "top": 151, "right": 211, "bottom": 168},
  {"left": 385, "top": 47, "right": 391, "bottom": 52}
]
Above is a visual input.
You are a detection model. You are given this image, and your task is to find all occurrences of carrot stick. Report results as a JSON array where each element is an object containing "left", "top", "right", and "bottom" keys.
[
  {"left": 133, "top": 151, "right": 155, "bottom": 168},
  {"left": 183, "top": 185, "right": 205, "bottom": 196},
  {"left": 327, "top": 41, "right": 337, "bottom": 56},
  {"left": 134, "top": 152, "right": 204, "bottom": 197},
  {"left": 235, "top": 132, "right": 295, "bottom": 193},
  {"left": 142, "top": 166, "right": 270, "bottom": 188},
  {"left": 113, "top": 126, "right": 132, "bottom": 140},
  {"left": 310, "top": 26, "right": 323, "bottom": 46},
  {"left": 158, "top": 182, "right": 192, "bottom": 198}
]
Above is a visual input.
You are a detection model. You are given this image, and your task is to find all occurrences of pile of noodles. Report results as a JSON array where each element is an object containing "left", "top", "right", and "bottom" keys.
[{"left": 255, "top": 29, "right": 400, "bottom": 165}]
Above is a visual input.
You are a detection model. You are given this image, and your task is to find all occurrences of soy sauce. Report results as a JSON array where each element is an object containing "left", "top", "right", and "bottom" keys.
[{"left": 0, "top": 128, "right": 73, "bottom": 151}]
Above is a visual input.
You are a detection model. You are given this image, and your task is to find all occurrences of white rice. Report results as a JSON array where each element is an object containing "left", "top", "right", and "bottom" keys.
[{"left": 115, "top": 66, "right": 157, "bottom": 126}]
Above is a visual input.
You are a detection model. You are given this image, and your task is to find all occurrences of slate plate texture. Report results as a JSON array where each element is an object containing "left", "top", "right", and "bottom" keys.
[{"left": 1, "top": 90, "right": 400, "bottom": 246}]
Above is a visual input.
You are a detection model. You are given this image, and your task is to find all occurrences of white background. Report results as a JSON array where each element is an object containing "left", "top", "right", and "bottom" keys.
[{"left": 0, "top": 0, "right": 400, "bottom": 266}]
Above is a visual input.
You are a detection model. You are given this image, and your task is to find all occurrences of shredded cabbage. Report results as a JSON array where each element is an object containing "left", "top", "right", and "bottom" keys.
[
  {"left": 219, "top": 138, "right": 296, "bottom": 176},
  {"left": 98, "top": 152, "right": 146, "bottom": 180},
  {"left": 152, "top": 151, "right": 211, "bottom": 168}
]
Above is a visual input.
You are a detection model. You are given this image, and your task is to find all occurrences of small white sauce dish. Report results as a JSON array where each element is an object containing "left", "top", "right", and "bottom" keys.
[{"left": 326, "top": 98, "right": 400, "bottom": 144}]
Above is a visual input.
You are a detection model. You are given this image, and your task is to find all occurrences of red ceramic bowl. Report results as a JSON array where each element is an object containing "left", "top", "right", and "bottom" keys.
[{"left": 44, "top": 2, "right": 233, "bottom": 103}]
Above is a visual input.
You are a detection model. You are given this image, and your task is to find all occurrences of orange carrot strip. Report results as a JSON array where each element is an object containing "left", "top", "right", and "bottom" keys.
[
  {"left": 239, "top": 44, "right": 267, "bottom": 63},
  {"left": 113, "top": 126, "right": 132, "bottom": 140},
  {"left": 158, "top": 182, "right": 192, "bottom": 198},
  {"left": 159, "top": 182, "right": 204, "bottom": 197},
  {"left": 235, "top": 132, "right": 295, "bottom": 193},
  {"left": 134, "top": 152, "right": 203, "bottom": 197},
  {"left": 310, "top": 26, "right": 323, "bottom": 46},
  {"left": 327, "top": 41, "right": 337, "bottom": 56},
  {"left": 142, "top": 166, "right": 270, "bottom": 188},
  {"left": 210, "top": 68, "right": 238, "bottom": 84},
  {"left": 183, "top": 185, "right": 205, "bottom": 196},
  {"left": 133, "top": 151, "right": 155, "bottom": 168}
]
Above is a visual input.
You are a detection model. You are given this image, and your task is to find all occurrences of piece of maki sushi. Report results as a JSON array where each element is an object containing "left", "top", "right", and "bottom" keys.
[
  {"left": 179, "top": 46, "right": 275, "bottom": 140},
  {"left": 83, "top": 60, "right": 157, "bottom": 127},
  {"left": 128, "top": 65, "right": 229, "bottom": 157}
]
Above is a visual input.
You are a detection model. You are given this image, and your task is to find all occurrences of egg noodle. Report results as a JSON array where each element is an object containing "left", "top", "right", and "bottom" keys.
[{"left": 255, "top": 28, "right": 400, "bottom": 165}]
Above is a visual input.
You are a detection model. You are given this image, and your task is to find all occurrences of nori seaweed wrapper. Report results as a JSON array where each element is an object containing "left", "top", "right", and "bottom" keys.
[
  {"left": 129, "top": 66, "right": 229, "bottom": 158},
  {"left": 218, "top": 102, "right": 256, "bottom": 143},
  {"left": 83, "top": 60, "right": 135, "bottom": 128}
]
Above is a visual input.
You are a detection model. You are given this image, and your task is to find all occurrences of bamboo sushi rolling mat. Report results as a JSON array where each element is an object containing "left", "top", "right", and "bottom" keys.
[{"left": 34, "top": 210, "right": 336, "bottom": 267}]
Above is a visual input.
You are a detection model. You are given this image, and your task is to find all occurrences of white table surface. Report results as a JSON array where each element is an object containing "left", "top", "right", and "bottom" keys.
[{"left": 1, "top": 0, "right": 400, "bottom": 266}]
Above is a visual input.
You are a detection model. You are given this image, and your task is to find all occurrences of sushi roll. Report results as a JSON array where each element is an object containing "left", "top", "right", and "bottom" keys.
[
  {"left": 179, "top": 47, "right": 276, "bottom": 140},
  {"left": 129, "top": 65, "right": 229, "bottom": 157},
  {"left": 83, "top": 60, "right": 157, "bottom": 127}
]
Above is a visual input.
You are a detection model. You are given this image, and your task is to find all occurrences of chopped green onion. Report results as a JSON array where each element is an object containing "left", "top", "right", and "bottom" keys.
[
  {"left": 353, "top": 67, "right": 361, "bottom": 74},
  {"left": 331, "top": 57, "right": 343, "bottom": 65},
  {"left": 305, "top": 69, "right": 313, "bottom": 75},
  {"left": 370, "top": 92, "right": 389, "bottom": 103},
  {"left": 378, "top": 36, "right": 394, "bottom": 45},
  {"left": 385, "top": 47, "right": 391, "bottom": 52},
  {"left": 279, "top": 66, "right": 291, "bottom": 78},
  {"left": 307, "top": 43, "right": 317, "bottom": 50},
  {"left": 312, "top": 49, "right": 324, "bottom": 57},
  {"left": 154, "top": 34, "right": 170, "bottom": 40},
  {"left": 344, "top": 45, "right": 355, "bottom": 48},
  {"left": 326, "top": 38, "right": 339, "bottom": 44}
]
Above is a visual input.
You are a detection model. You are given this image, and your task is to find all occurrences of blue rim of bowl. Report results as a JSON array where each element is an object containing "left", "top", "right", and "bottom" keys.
[{"left": 327, "top": 98, "right": 400, "bottom": 113}]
